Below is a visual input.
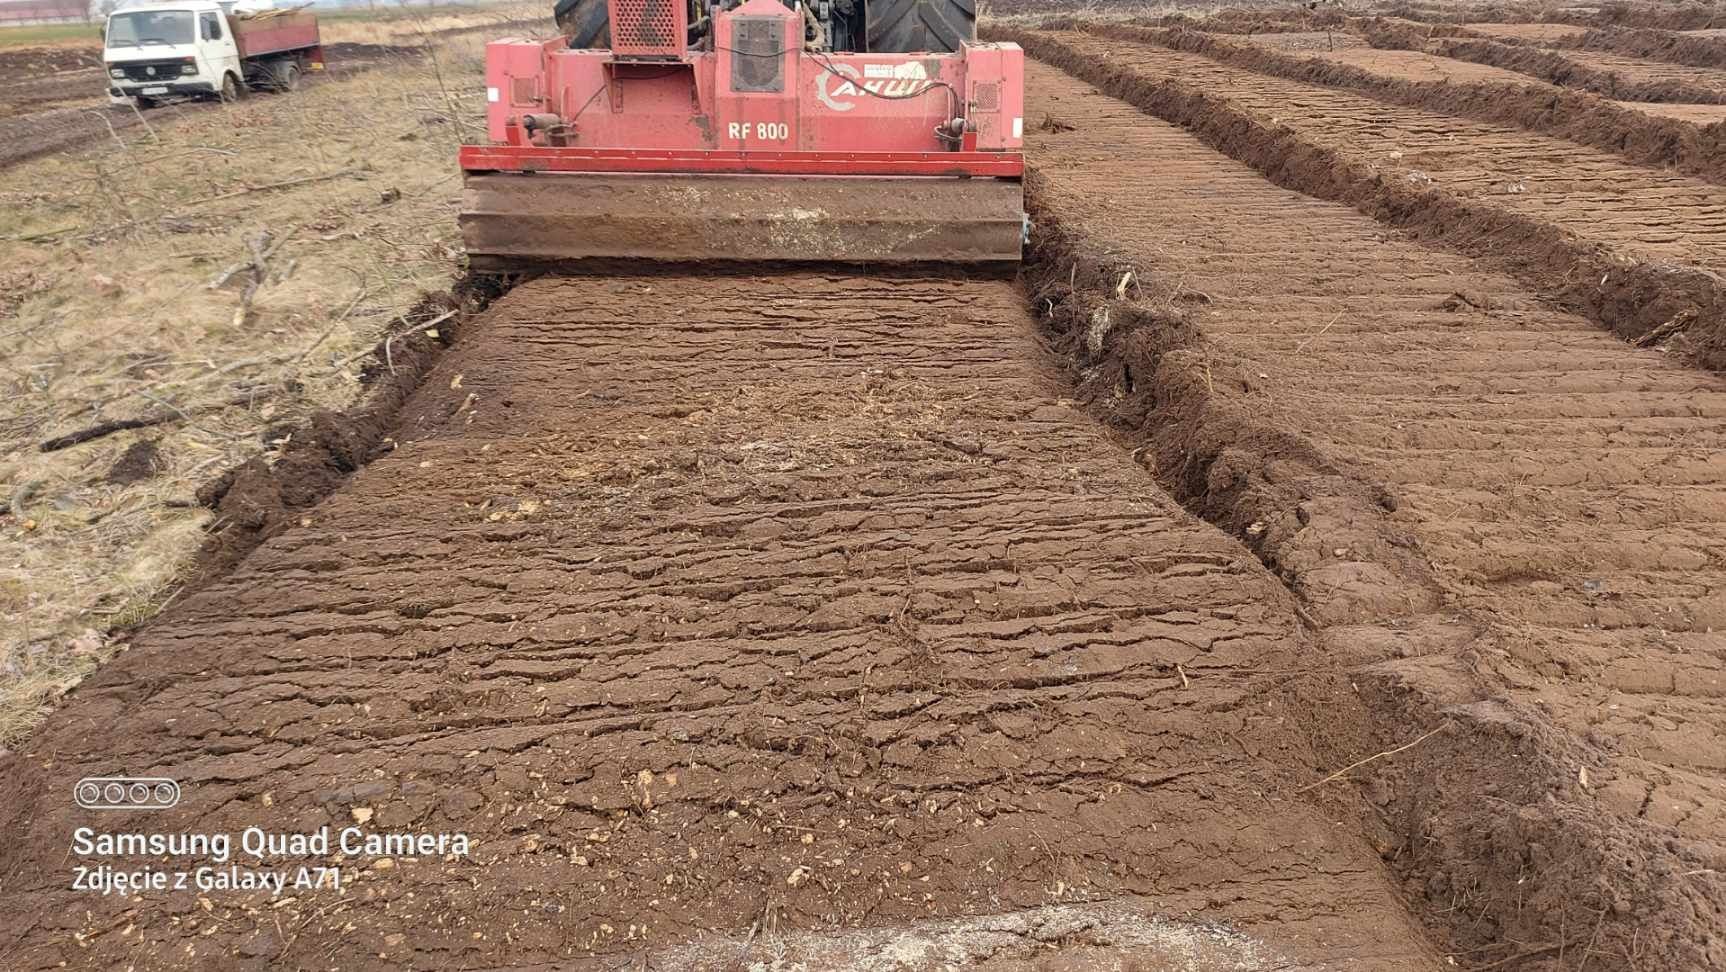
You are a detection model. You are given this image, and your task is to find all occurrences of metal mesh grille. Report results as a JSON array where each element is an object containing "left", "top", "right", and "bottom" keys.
[{"left": 610, "top": 0, "right": 684, "bottom": 56}]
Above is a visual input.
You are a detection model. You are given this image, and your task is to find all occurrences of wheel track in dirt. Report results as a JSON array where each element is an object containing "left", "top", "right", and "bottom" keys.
[
  {"left": 1005, "top": 26, "right": 1726, "bottom": 369},
  {"left": 0, "top": 273, "right": 1443, "bottom": 968},
  {"left": 1010, "top": 48, "right": 1726, "bottom": 970}
]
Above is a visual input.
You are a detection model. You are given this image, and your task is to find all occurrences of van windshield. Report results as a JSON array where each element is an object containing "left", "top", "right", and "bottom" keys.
[{"left": 106, "top": 10, "right": 194, "bottom": 48}]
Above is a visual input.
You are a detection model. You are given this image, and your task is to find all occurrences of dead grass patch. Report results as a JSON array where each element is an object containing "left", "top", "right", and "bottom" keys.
[{"left": 0, "top": 21, "right": 550, "bottom": 749}]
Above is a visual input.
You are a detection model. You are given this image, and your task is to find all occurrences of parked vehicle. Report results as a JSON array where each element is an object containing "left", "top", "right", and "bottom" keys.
[{"left": 103, "top": 1, "right": 323, "bottom": 107}]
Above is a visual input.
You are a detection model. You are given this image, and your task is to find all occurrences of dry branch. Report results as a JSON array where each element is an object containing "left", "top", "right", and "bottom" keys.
[
  {"left": 1296, "top": 724, "right": 1448, "bottom": 793},
  {"left": 328, "top": 309, "right": 456, "bottom": 373},
  {"left": 39, "top": 392, "right": 258, "bottom": 453}
]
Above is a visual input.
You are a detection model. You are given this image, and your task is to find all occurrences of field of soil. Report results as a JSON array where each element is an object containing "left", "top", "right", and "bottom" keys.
[
  {"left": 2, "top": 1, "right": 1725, "bottom": 970},
  {"left": 1564, "top": 47, "right": 1726, "bottom": 93},
  {"left": 0, "top": 272, "right": 1443, "bottom": 967}
]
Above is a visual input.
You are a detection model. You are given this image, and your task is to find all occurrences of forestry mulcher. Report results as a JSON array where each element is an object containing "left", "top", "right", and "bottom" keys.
[{"left": 458, "top": 0, "right": 1025, "bottom": 267}]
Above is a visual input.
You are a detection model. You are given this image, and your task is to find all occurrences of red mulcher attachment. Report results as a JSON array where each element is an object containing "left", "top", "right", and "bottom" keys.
[{"left": 457, "top": 0, "right": 1026, "bottom": 268}]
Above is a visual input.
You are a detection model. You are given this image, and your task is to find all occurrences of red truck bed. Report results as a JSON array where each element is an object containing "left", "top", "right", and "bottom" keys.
[{"left": 231, "top": 11, "right": 319, "bottom": 59}]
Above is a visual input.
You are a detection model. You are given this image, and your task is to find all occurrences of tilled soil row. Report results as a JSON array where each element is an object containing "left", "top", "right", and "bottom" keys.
[
  {"left": 1061, "top": 22, "right": 1726, "bottom": 188},
  {"left": 1002, "top": 25, "right": 1726, "bottom": 370},
  {"left": 1358, "top": 18, "right": 1726, "bottom": 103},
  {"left": 1566, "top": 26, "right": 1726, "bottom": 70},
  {"left": 1009, "top": 49, "right": 1726, "bottom": 970},
  {"left": 1383, "top": 1, "right": 1726, "bottom": 32},
  {"left": 189, "top": 279, "right": 505, "bottom": 586},
  {"left": 0, "top": 273, "right": 1444, "bottom": 968},
  {"left": 1558, "top": 45, "right": 1726, "bottom": 98}
]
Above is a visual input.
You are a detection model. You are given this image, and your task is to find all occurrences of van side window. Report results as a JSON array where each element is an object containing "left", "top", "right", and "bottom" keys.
[{"left": 201, "top": 13, "right": 222, "bottom": 41}]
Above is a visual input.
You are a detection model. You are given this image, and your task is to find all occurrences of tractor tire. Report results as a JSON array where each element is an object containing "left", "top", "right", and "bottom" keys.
[
  {"left": 553, "top": 0, "right": 610, "bottom": 47},
  {"left": 866, "top": 0, "right": 975, "bottom": 54}
]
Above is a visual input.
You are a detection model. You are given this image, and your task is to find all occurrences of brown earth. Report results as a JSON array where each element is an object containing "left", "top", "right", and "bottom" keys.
[
  {"left": 1101, "top": 23, "right": 1726, "bottom": 187},
  {"left": 1561, "top": 46, "right": 1726, "bottom": 93},
  {"left": 1246, "top": 38, "right": 1544, "bottom": 84},
  {"left": 3, "top": 4, "right": 1725, "bottom": 970},
  {"left": 1384, "top": 0, "right": 1726, "bottom": 31},
  {"left": 1567, "top": 26, "right": 1726, "bottom": 68},
  {"left": 1462, "top": 21, "right": 1590, "bottom": 42},
  {"left": 0, "top": 272, "right": 1445, "bottom": 968},
  {"left": 1234, "top": 30, "right": 1364, "bottom": 52},
  {"left": 1614, "top": 98, "right": 1726, "bottom": 120},
  {"left": 1041, "top": 23, "right": 1726, "bottom": 369},
  {"left": 1006, "top": 41, "right": 1726, "bottom": 970},
  {"left": 1358, "top": 18, "right": 1726, "bottom": 104}
]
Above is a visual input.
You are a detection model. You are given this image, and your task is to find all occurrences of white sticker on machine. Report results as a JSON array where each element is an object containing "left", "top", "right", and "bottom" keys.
[
  {"left": 1013, "top": 117, "right": 1023, "bottom": 139},
  {"left": 486, "top": 86, "right": 500, "bottom": 103}
]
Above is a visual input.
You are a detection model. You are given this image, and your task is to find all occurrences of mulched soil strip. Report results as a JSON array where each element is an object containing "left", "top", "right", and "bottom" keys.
[
  {"left": 1005, "top": 45, "right": 1726, "bottom": 971},
  {"left": 1359, "top": 16, "right": 1726, "bottom": 102},
  {"left": 1007, "top": 22, "right": 1726, "bottom": 371},
  {"left": 0, "top": 269, "right": 1444, "bottom": 968},
  {"left": 189, "top": 274, "right": 510, "bottom": 588},
  {"left": 1381, "top": 0, "right": 1726, "bottom": 31},
  {"left": 1566, "top": 26, "right": 1726, "bottom": 69},
  {"left": 1055, "top": 20, "right": 1726, "bottom": 187}
]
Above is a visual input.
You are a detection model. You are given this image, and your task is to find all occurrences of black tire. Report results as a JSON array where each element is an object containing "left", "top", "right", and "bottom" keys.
[
  {"left": 276, "top": 62, "right": 301, "bottom": 92},
  {"left": 553, "top": 0, "right": 610, "bottom": 47},
  {"left": 219, "top": 72, "right": 243, "bottom": 102},
  {"left": 866, "top": 0, "right": 975, "bottom": 53}
]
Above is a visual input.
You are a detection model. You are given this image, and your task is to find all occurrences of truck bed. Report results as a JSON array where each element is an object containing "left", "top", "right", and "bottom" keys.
[{"left": 231, "top": 11, "right": 319, "bottom": 59}]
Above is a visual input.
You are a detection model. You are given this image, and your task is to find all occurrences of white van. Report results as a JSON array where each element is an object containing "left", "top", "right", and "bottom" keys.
[{"left": 103, "top": 0, "right": 323, "bottom": 107}]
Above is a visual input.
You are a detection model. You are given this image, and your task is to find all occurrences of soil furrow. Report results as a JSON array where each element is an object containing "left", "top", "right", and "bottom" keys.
[
  {"left": 1067, "top": 22, "right": 1726, "bottom": 188},
  {"left": 1356, "top": 20, "right": 1726, "bottom": 105},
  {"left": 1014, "top": 49, "right": 1726, "bottom": 970},
  {"left": 993, "top": 26, "right": 1726, "bottom": 369},
  {"left": 1565, "top": 26, "right": 1726, "bottom": 70},
  {"left": 0, "top": 273, "right": 1443, "bottom": 968}
]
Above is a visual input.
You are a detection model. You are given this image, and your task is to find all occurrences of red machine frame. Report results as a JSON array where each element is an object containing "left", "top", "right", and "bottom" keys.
[{"left": 457, "top": 0, "right": 1025, "bottom": 181}]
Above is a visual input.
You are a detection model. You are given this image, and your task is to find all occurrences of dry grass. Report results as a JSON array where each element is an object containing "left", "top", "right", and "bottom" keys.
[
  {"left": 320, "top": 2, "right": 543, "bottom": 46},
  {"left": 0, "top": 11, "right": 552, "bottom": 750},
  {"left": 0, "top": 23, "right": 97, "bottom": 49}
]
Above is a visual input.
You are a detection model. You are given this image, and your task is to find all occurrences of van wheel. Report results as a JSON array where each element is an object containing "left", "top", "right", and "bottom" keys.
[
  {"left": 220, "top": 73, "right": 243, "bottom": 102},
  {"left": 276, "top": 62, "right": 300, "bottom": 92}
]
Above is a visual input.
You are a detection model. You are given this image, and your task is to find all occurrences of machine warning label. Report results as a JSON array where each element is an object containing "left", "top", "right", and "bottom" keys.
[{"left": 818, "top": 62, "right": 930, "bottom": 112}]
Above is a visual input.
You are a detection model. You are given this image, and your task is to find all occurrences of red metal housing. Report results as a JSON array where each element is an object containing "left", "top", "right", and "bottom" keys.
[{"left": 457, "top": 0, "right": 1025, "bottom": 178}]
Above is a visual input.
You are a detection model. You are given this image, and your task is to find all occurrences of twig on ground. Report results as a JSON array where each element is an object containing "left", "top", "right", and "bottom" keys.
[
  {"left": 327, "top": 309, "right": 456, "bottom": 374},
  {"left": 2, "top": 226, "right": 78, "bottom": 243},
  {"left": 1296, "top": 724, "right": 1447, "bottom": 793},
  {"left": 1294, "top": 310, "right": 1346, "bottom": 353},
  {"left": 38, "top": 392, "right": 259, "bottom": 452},
  {"left": 82, "top": 169, "right": 362, "bottom": 240},
  {"left": 125, "top": 100, "right": 158, "bottom": 141},
  {"left": 84, "top": 109, "right": 129, "bottom": 153},
  {"left": 1633, "top": 310, "right": 1695, "bottom": 348}
]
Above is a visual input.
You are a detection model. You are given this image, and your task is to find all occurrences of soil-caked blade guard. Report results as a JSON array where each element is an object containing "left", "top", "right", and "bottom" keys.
[
  {"left": 461, "top": 173, "right": 1027, "bottom": 269},
  {"left": 458, "top": 0, "right": 1026, "bottom": 268}
]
